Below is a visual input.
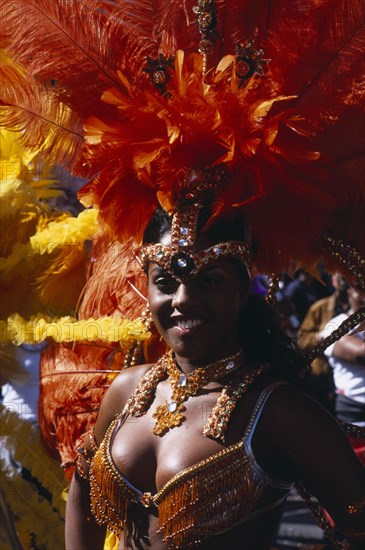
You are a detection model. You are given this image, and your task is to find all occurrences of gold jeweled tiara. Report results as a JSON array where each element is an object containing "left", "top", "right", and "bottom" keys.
[{"left": 140, "top": 166, "right": 252, "bottom": 279}]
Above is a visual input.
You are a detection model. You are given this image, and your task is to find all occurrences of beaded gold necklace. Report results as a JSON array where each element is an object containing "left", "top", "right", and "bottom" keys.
[
  {"left": 123, "top": 350, "right": 267, "bottom": 441},
  {"left": 152, "top": 349, "right": 243, "bottom": 436}
]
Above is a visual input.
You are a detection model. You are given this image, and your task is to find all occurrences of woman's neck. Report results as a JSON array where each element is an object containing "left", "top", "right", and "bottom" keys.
[{"left": 174, "top": 348, "right": 243, "bottom": 375}]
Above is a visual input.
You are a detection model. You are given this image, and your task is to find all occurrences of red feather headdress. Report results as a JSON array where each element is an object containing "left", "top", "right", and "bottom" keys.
[{"left": 1, "top": 0, "right": 364, "bottom": 282}]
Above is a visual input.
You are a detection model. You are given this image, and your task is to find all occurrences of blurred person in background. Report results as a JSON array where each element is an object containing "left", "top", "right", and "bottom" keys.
[
  {"left": 282, "top": 271, "right": 320, "bottom": 331},
  {"left": 322, "top": 286, "right": 365, "bottom": 463},
  {"left": 298, "top": 274, "right": 350, "bottom": 411}
]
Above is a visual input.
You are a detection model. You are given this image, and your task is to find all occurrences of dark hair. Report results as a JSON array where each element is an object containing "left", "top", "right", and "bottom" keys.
[
  {"left": 143, "top": 207, "right": 307, "bottom": 384},
  {"left": 143, "top": 207, "right": 173, "bottom": 244},
  {"left": 143, "top": 206, "right": 252, "bottom": 246},
  {"left": 239, "top": 295, "right": 307, "bottom": 383}
]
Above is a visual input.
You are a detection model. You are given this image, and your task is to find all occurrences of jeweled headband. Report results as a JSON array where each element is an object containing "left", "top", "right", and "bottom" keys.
[{"left": 140, "top": 167, "right": 252, "bottom": 280}]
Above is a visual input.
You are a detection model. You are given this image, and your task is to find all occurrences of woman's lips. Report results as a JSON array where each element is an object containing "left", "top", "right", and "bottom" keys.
[{"left": 172, "top": 318, "right": 204, "bottom": 334}]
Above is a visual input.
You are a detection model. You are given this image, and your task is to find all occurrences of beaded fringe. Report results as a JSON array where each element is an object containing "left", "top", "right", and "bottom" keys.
[
  {"left": 89, "top": 418, "right": 134, "bottom": 536},
  {"left": 155, "top": 445, "right": 254, "bottom": 549}
]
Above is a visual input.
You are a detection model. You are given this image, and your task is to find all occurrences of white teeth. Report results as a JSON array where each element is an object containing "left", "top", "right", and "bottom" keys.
[{"left": 176, "top": 319, "right": 203, "bottom": 329}]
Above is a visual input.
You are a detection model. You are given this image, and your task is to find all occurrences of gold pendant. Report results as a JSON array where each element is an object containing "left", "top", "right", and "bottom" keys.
[{"left": 152, "top": 401, "right": 186, "bottom": 436}]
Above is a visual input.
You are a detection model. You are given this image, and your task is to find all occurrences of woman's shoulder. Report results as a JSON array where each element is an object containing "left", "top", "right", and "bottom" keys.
[
  {"left": 257, "top": 379, "right": 365, "bottom": 521},
  {"left": 108, "top": 362, "right": 154, "bottom": 400},
  {"left": 260, "top": 379, "right": 335, "bottom": 431},
  {"left": 93, "top": 362, "right": 154, "bottom": 441},
  {"left": 257, "top": 379, "right": 355, "bottom": 473}
]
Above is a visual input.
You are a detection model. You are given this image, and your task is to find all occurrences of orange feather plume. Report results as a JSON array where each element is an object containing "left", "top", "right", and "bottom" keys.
[
  {"left": 78, "top": 233, "right": 147, "bottom": 319},
  {"left": 38, "top": 341, "right": 122, "bottom": 474},
  {"left": 37, "top": 232, "right": 165, "bottom": 473},
  {"left": 0, "top": 48, "right": 82, "bottom": 166},
  {"left": 2, "top": 0, "right": 364, "bottom": 276}
]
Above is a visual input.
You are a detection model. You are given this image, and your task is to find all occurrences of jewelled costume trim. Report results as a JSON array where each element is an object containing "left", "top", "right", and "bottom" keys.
[
  {"left": 154, "top": 442, "right": 254, "bottom": 547},
  {"left": 89, "top": 418, "right": 140, "bottom": 534},
  {"left": 90, "top": 418, "right": 254, "bottom": 547},
  {"left": 88, "top": 382, "right": 293, "bottom": 549}
]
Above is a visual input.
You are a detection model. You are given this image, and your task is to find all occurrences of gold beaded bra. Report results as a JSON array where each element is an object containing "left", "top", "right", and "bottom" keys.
[{"left": 86, "top": 382, "right": 294, "bottom": 549}]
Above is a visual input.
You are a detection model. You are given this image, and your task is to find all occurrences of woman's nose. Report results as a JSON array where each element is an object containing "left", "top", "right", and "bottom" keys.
[{"left": 171, "top": 282, "right": 199, "bottom": 310}]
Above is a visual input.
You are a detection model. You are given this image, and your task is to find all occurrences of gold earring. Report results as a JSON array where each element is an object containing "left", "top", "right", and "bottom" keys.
[{"left": 123, "top": 306, "right": 153, "bottom": 368}]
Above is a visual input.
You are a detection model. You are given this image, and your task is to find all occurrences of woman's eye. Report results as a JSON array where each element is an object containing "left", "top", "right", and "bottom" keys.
[
  {"left": 198, "top": 275, "right": 221, "bottom": 286},
  {"left": 154, "top": 276, "right": 178, "bottom": 290}
]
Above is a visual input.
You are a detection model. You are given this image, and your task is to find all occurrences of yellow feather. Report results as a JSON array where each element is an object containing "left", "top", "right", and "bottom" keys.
[
  {"left": 30, "top": 208, "right": 99, "bottom": 254},
  {"left": 0, "top": 179, "right": 42, "bottom": 254},
  {"left": 0, "top": 168, "right": 98, "bottom": 318},
  {"left": 0, "top": 403, "right": 66, "bottom": 549},
  {"left": 0, "top": 127, "right": 63, "bottom": 201},
  {"left": 0, "top": 48, "right": 82, "bottom": 166},
  {"left": 104, "top": 530, "right": 120, "bottom": 550},
  {"left": 1, "top": 314, "right": 150, "bottom": 346},
  {"left": 0, "top": 466, "right": 65, "bottom": 550},
  {"left": 0, "top": 404, "right": 66, "bottom": 516}
]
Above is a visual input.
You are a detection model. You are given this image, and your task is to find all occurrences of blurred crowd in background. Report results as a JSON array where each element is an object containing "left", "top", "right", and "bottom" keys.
[{"left": 252, "top": 270, "right": 365, "bottom": 437}]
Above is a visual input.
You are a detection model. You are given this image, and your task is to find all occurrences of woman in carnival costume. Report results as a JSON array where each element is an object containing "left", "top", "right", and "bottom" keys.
[{"left": 1, "top": 1, "right": 365, "bottom": 549}]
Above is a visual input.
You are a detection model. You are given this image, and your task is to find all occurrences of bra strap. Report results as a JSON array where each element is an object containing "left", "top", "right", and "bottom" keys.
[
  {"left": 243, "top": 381, "right": 289, "bottom": 446},
  {"left": 242, "top": 381, "right": 294, "bottom": 490}
]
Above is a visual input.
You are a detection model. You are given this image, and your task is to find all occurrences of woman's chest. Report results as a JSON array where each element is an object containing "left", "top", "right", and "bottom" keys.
[{"left": 110, "top": 384, "right": 259, "bottom": 493}]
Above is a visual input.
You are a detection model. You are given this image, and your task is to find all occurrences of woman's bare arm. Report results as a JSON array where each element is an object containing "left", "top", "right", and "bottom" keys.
[
  {"left": 65, "top": 363, "right": 152, "bottom": 549},
  {"left": 265, "top": 385, "right": 365, "bottom": 547},
  {"left": 333, "top": 334, "right": 365, "bottom": 364},
  {"left": 65, "top": 473, "right": 106, "bottom": 550}
]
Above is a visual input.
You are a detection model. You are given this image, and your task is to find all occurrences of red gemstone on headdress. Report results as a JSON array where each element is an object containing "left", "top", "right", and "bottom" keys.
[
  {"left": 236, "top": 60, "right": 250, "bottom": 78},
  {"left": 185, "top": 192, "right": 196, "bottom": 201}
]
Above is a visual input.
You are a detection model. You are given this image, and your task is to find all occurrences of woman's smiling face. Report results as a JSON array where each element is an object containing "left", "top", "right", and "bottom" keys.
[{"left": 147, "top": 233, "right": 249, "bottom": 368}]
